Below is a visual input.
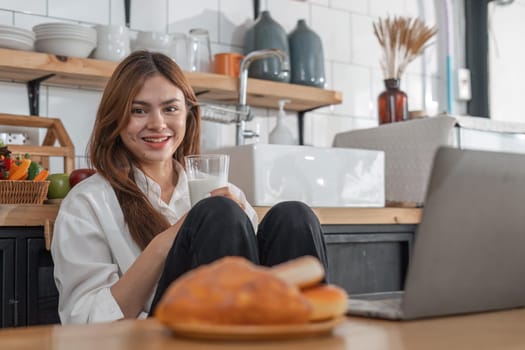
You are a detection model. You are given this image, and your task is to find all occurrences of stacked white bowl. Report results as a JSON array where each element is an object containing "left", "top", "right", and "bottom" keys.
[
  {"left": 0, "top": 25, "right": 35, "bottom": 51},
  {"left": 33, "top": 23, "right": 97, "bottom": 58}
]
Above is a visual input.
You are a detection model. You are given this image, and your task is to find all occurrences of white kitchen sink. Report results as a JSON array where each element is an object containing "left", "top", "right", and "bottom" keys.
[{"left": 216, "top": 144, "right": 385, "bottom": 207}]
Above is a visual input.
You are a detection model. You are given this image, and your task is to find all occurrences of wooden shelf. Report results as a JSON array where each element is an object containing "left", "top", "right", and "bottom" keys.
[{"left": 0, "top": 48, "right": 342, "bottom": 112}]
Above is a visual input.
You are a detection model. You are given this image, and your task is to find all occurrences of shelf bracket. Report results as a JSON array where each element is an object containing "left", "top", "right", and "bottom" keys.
[
  {"left": 297, "top": 106, "right": 319, "bottom": 145},
  {"left": 253, "top": 0, "right": 260, "bottom": 19},
  {"left": 124, "top": 0, "right": 131, "bottom": 28},
  {"left": 298, "top": 111, "right": 305, "bottom": 145},
  {"left": 27, "top": 74, "right": 55, "bottom": 116}
]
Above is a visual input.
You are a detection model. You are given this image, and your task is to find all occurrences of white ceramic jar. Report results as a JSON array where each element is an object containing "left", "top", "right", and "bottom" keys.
[
  {"left": 132, "top": 31, "right": 171, "bottom": 55},
  {"left": 92, "top": 25, "right": 130, "bottom": 61}
]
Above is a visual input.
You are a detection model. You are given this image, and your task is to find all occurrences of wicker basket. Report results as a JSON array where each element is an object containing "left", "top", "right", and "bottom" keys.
[{"left": 0, "top": 180, "right": 50, "bottom": 204}]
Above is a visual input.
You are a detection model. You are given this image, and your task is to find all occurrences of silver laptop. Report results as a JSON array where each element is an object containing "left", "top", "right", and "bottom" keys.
[{"left": 347, "top": 147, "right": 525, "bottom": 320}]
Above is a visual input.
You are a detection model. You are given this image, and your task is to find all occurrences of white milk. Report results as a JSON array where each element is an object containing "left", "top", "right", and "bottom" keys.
[{"left": 188, "top": 175, "right": 226, "bottom": 206}]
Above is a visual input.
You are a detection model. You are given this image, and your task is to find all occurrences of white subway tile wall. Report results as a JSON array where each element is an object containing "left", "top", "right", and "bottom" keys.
[
  {"left": 167, "top": 0, "right": 219, "bottom": 42},
  {"left": 267, "top": 0, "right": 309, "bottom": 32},
  {"left": 109, "top": 0, "right": 126, "bottom": 26},
  {"left": 131, "top": 0, "right": 167, "bottom": 32},
  {"left": 350, "top": 13, "right": 379, "bottom": 67},
  {"left": 330, "top": 0, "right": 367, "bottom": 14},
  {"left": 369, "top": 0, "right": 406, "bottom": 18},
  {"left": 0, "top": 0, "right": 440, "bottom": 171},
  {"left": 219, "top": 0, "right": 252, "bottom": 47},
  {"left": 312, "top": 6, "right": 351, "bottom": 63},
  {"left": 332, "top": 63, "right": 371, "bottom": 118},
  {"left": 0, "top": 9, "right": 12, "bottom": 24},
  {"left": 48, "top": 0, "right": 110, "bottom": 25},
  {"left": 0, "top": 0, "right": 46, "bottom": 16}
]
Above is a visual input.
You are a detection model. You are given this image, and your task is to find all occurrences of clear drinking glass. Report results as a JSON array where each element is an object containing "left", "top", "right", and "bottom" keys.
[
  {"left": 188, "top": 28, "right": 212, "bottom": 72},
  {"left": 170, "top": 32, "right": 189, "bottom": 70},
  {"left": 184, "top": 154, "right": 229, "bottom": 206}
]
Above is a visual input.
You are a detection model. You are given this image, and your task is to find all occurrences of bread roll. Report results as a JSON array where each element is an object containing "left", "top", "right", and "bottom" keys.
[
  {"left": 271, "top": 255, "right": 325, "bottom": 289},
  {"left": 155, "top": 256, "right": 312, "bottom": 326},
  {"left": 302, "top": 284, "right": 348, "bottom": 321}
]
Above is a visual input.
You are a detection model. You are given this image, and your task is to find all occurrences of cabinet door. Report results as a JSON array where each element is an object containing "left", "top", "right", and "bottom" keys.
[
  {"left": 324, "top": 224, "right": 416, "bottom": 295},
  {"left": 26, "top": 238, "right": 60, "bottom": 325},
  {"left": 0, "top": 239, "right": 16, "bottom": 327}
]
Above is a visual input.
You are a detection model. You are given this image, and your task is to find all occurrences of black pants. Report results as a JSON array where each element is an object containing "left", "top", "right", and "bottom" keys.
[{"left": 149, "top": 196, "right": 328, "bottom": 314}]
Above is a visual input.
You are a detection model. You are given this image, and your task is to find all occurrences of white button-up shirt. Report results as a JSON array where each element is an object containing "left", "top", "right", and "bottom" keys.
[{"left": 51, "top": 162, "right": 258, "bottom": 324}]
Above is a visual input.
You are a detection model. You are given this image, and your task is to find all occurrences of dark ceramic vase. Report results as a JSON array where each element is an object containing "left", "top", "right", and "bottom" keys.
[
  {"left": 243, "top": 11, "right": 290, "bottom": 82},
  {"left": 288, "top": 19, "right": 325, "bottom": 88}
]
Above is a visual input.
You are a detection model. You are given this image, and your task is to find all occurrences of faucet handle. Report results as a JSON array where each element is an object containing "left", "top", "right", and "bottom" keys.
[{"left": 243, "top": 128, "right": 259, "bottom": 139}]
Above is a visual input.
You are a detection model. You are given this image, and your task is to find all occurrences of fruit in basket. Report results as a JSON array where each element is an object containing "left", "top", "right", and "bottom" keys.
[
  {"left": 69, "top": 168, "right": 96, "bottom": 187},
  {"left": 23, "top": 157, "right": 49, "bottom": 181},
  {"left": 47, "top": 173, "right": 71, "bottom": 199},
  {"left": 0, "top": 147, "right": 48, "bottom": 181},
  {"left": 0, "top": 145, "right": 12, "bottom": 179},
  {"left": 27, "top": 161, "right": 43, "bottom": 180},
  {"left": 8, "top": 157, "right": 31, "bottom": 180}
]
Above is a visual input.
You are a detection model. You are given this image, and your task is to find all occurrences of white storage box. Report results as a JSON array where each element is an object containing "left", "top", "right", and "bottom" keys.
[{"left": 333, "top": 115, "right": 525, "bottom": 206}]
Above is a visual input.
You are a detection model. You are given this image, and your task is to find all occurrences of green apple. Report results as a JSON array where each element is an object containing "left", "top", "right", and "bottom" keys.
[{"left": 47, "top": 173, "right": 71, "bottom": 199}]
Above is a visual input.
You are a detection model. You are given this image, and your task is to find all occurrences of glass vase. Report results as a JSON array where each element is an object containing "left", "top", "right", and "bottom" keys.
[{"left": 378, "top": 78, "right": 408, "bottom": 125}]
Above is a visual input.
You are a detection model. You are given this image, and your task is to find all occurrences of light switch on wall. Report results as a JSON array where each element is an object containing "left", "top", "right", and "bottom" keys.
[{"left": 457, "top": 68, "right": 472, "bottom": 101}]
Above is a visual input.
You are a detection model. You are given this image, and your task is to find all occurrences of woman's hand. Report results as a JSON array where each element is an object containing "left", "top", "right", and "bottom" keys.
[{"left": 210, "top": 186, "right": 246, "bottom": 210}]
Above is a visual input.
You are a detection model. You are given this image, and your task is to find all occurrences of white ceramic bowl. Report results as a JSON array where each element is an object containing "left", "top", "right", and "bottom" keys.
[
  {"left": 0, "top": 35, "right": 34, "bottom": 51},
  {"left": 35, "top": 37, "right": 96, "bottom": 58},
  {"left": 33, "top": 23, "right": 97, "bottom": 43},
  {"left": 0, "top": 25, "right": 35, "bottom": 40},
  {"left": 35, "top": 31, "right": 96, "bottom": 43},
  {"left": 0, "top": 25, "right": 35, "bottom": 50}
]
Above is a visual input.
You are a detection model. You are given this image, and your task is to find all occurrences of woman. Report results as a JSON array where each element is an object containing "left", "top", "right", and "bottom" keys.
[{"left": 51, "top": 50, "right": 328, "bottom": 324}]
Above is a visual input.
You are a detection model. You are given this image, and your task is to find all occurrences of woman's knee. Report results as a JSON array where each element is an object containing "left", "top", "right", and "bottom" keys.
[
  {"left": 191, "top": 196, "right": 244, "bottom": 219},
  {"left": 187, "top": 196, "right": 253, "bottom": 239},
  {"left": 269, "top": 201, "right": 317, "bottom": 223}
]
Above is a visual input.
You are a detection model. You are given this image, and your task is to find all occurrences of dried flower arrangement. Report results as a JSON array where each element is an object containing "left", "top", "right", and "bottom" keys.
[{"left": 373, "top": 16, "right": 437, "bottom": 79}]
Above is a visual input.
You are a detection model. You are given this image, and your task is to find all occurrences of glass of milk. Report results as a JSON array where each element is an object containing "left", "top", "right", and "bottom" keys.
[{"left": 184, "top": 154, "right": 229, "bottom": 206}]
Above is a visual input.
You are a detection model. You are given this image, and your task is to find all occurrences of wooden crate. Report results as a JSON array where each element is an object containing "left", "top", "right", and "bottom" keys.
[{"left": 0, "top": 113, "right": 75, "bottom": 173}]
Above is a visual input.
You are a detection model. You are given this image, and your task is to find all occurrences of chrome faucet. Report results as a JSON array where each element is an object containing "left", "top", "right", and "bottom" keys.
[{"left": 236, "top": 49, "right": 290, "bottom": 146}]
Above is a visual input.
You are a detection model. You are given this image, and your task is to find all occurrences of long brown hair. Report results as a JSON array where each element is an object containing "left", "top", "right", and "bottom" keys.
[{"left": 88, "top": 50, "right": 201, "bottom": 249}]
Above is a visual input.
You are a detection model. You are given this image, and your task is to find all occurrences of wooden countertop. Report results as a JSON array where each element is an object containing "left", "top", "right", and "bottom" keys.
[
  {"left": 1, "top": 309, "right": 524, "bottom": 349},
  {"left": 0, "top": 204, "right": 421, "bottom": 226},
  {"left": 0, "top": 204, "right": 59, "bottom": 226}
]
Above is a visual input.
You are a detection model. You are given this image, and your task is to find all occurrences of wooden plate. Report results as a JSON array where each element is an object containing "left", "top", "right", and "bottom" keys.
[{"left": 168, "top": 317, "right": 345, "bottom": 341}]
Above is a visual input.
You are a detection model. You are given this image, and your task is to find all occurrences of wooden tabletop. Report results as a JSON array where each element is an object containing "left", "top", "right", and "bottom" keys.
[{"left": 1, "top": 309, "right": 524, "bottom": 350}]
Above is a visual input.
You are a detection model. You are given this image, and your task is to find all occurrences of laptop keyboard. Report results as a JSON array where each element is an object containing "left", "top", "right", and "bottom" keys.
[{"left": 347, "top": 292, "right": 404, "bottom": 319}]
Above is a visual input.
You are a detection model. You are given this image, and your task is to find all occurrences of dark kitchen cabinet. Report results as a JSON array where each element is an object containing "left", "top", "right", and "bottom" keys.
[
  {"left": 324, "top": 224, "right": 417, "bottom": 295},
  {"left": 0, "top": 238, "right": 15, "bottom": 327},
  {"left": 26, "top": 238, "right": 60, "bottom": 325},
  {"left": 0, "top": 227, "right": 59, "bottom": 328}
]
